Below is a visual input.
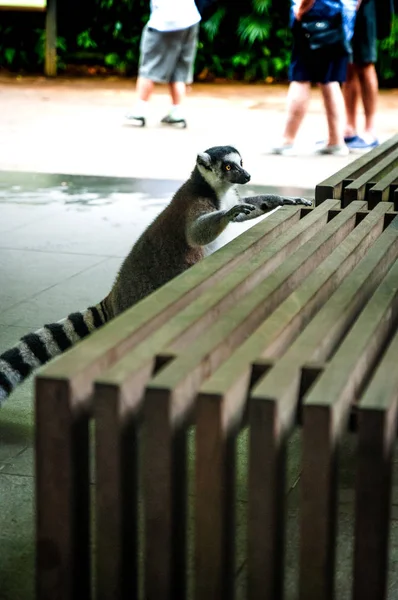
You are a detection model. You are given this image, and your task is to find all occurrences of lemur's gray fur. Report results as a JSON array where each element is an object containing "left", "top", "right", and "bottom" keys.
[{"left": 0, "top": 145, "right": 311, "bottom": 404}]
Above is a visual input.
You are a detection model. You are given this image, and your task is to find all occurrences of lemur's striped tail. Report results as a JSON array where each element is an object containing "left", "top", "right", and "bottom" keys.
[{"left": 0, "top": 302, "right": 108, "bottom": 406}]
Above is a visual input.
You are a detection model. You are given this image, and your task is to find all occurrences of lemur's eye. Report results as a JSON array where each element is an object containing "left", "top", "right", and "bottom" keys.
[{"left": 225, "top": 164, "right": 231, "bottom": 171}]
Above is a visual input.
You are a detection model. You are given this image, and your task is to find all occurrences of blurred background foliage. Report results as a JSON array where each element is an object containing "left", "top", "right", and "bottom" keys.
[{"left": 0, "top": 0, "right": 397, "bottom": 86}]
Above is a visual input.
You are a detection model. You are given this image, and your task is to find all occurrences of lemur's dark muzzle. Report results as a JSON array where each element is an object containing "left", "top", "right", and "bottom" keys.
[{"left": 239, "top": 168, "right": 251, "bottom": 184}]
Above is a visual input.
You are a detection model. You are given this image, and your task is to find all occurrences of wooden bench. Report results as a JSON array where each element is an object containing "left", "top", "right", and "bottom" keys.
[
  {"left": 316, "top": 133, "right": 398, "bottom": 208},
  {"left": 35, "top": 141, "right": 398, "bottom": 600},
  {"left": 0, "top": 0, "right": 57, "bottom": 76}
]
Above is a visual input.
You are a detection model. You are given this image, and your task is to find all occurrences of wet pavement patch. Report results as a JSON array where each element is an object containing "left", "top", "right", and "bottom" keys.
[{"left": 0, "top": 170, "right": 314, "bottom": 207}]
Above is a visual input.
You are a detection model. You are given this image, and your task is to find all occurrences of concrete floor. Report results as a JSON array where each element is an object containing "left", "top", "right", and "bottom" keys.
[
  {"left": 1, "top": 78, "right": 398, "bottom": 599},
  {"left": 0, "top": 76, "right": 397, "bottom": 188}
]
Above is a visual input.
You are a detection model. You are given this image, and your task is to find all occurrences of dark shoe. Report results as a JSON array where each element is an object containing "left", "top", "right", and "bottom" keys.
[
  {"left": 161, "top": 114, "right": 187, "bottom": 128},
  {"left": 315, "top": 144, "right": 349, "bottom": 157},
  {"left": 125, "top": 113, "right": 146, "bottom": 127}
]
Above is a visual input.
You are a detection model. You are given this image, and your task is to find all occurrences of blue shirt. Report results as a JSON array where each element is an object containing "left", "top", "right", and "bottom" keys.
[{"left": 290, "top": 0, "right": 357, "bottom": 41}]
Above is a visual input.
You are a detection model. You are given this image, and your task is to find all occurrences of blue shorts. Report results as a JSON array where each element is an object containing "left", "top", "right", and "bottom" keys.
[{"left": 289, "top": 46, "right": 350, "bottom": 84}]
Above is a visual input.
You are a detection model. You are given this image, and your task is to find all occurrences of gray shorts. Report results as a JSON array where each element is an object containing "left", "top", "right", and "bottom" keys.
[{"left": 138, "top": 23, "right": 199, "bottom": 84}]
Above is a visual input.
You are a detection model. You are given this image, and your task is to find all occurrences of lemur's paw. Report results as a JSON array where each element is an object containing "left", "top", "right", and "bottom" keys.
[
  {"left": 290, "top": 197, "right": 313, "bottom": 206},
  {"left": 227, "top": 203, "right": 256, "bottom": 221},
  {"left": 278, "top": 196, "right": 313, "bottom": 207}
]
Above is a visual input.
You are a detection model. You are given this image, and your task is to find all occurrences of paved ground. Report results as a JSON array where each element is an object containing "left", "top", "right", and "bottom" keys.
[
  {"left": 0, "top": 76, "right": 397, "bottom": 600},
  {"left": 1, "top": 75, "right": 397, "bottom": 187}
]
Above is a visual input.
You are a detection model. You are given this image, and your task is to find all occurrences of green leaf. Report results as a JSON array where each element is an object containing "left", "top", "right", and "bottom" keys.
[
  {"left": 105, "top": 52, "right": 120, "bottom": 66},
  {"left": 202, "top": 7, "right": 226, "bottom": 42},
  {"left": 56, "top": 36, "right": 67, "bottom": 52},
  {"left": 4, "top": 47, "right": 15, "bottom": 65},
  {"left": 237, "top": 16, "right": 271, "bottom": 45},
  {"left": 125, "top": 48, "right": 135, "bottom": 61},
  {"left": 231, "top": 52, "right": 251, "bottom": 67},
  {"left": 77, "top": 31, "right": 97, "bottom": 49},
  {"left": 271, "top": 56, "right": 286, "bottom": 73},
  {"left": 252, "top": 0, "right": 270, "bottom": 15}
]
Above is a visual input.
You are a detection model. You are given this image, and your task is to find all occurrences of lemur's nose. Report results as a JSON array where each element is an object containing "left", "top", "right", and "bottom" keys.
[{"left": 242, "top": 170, "right": 251, "bottom": 183}]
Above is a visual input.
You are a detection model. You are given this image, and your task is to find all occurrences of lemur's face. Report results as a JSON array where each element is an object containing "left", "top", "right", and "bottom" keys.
[{"left": 196, "top": 146, "right": 251, "bottom": 187}]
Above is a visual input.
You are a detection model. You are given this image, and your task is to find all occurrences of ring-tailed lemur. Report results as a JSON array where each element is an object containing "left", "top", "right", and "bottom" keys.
[{"left": 0, "top": 145, "right": 311, "bottom": 405}]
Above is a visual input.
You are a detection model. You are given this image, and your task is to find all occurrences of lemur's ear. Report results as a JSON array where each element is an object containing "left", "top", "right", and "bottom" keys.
[{"left": 197, "top": 152, "right": 212, "bottom": 169}]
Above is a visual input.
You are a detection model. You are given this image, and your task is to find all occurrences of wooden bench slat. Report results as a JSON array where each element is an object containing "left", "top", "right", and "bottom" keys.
[
  {"left": 143, "top": 388, "right": 188, "bottom": 600},
  {"left": 35, "top": 378, "right": 92, "bottom": 600},
  {"left": 195, "top": 393, "right": 238, "bottom": 600},
  {"left": 299, "top": 253, "right": 398, "bottom": 600},
  {"left": 315, "top": 134, "right": 398, "bottom": 204},
  {"left": 353, "top": 328, "right": 398, "bottom": 600},
  {"left": 343, "top": 148, "right": 398, "bottom": 203},
  {"left": 94, "top": 376, "right": 149, "bottom": 600},
  {"left": 368, "top": 167, "right": 398, "bottom": 205}
]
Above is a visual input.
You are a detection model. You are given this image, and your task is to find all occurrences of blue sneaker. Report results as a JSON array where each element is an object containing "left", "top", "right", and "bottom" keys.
[
  {"left": 345, "top": 136, "right": 379, "bottom": 150},
  {"left": 344, "top": 135, "right": 358, "bottom": 144}
]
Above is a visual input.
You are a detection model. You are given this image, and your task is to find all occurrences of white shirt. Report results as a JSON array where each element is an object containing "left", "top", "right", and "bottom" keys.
[{"left": 147, "top": 0, "right": 201, "bottom": 31}]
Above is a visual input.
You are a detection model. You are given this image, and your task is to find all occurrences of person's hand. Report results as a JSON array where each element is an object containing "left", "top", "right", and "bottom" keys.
[
  {"left": 294, "top": 1, "right": 315, "bottom": 21},
  {"left": 294, "top": 8, "right": 303, "bottom": 21}
]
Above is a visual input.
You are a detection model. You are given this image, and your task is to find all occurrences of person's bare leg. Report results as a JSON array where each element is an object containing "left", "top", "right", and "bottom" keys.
[
  {"left": 320, "top": 81, "right": 346, "bottom": 146},
  {"left": 342, "top": 63, "right": 360, "bottom": 138},
  {"left": 126, "top": 76, "right": 154, "bottom": 120},
  {"left": 169, "top": 81, "right": 186, "bottom": 105},
  {"left": 356, "top": 62, "right": 378, "bottom": 140},
  {"left": 281, "top": 81, "right": 311, "bottom": 144},
  {"left": 136, "top": 76, "right": 155, "bottom": 102}
]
